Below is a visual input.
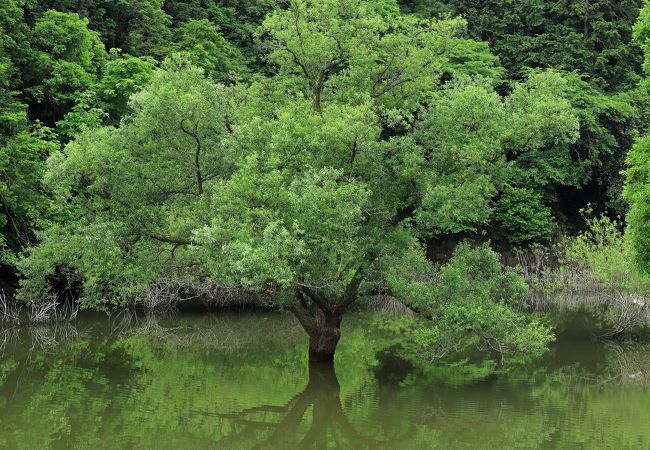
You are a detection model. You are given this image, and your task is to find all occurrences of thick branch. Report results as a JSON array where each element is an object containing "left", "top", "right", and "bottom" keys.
[
  {"left": 371, "top": 51, "right": 400, "bottom": 98},
  {"left": 312, "top": 36, "right": 345, "bottom": 113},
  {"left": 349, "top": 138, "right": 358, "bottom": 166},
  {"left": 371, "top": 74, "right": 417, "bottom": 99},
  {"left": 296, "top": 284, "right": 332, "bottom": 313},
  {"left": 292, "top": 4, "right": 311, "bottom": 78},
  {"left": 180, "top": 118, "right": 204, "bottom": 195},
  {"left": 333, "top": 268, "right": 365, "bottom": 316},
  {"left": 287, "top": 302, "right": 317, "bottom": 334},
  {"left": 144, "top": 232, "right": 196, "bottom": 246},
  {"left": 371, "top": 57, "right": 436, "bottom": 99},
  {"left": 277, "top": 43, "right": 311, "bottom": 80},
  {"left": 370, "top": 28, "right": 445, "bottom": 99}
]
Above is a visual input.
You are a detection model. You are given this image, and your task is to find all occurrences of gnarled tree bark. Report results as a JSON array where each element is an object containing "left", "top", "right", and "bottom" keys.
[
  {"left": 290, "top": 298, "right": 343, "bottom": 363},
  {"left": 290, "top": 268, "right": 367, "bottom": 362},
  {"left": 308, "top": 311, "right": 342, "bottom": 362}
]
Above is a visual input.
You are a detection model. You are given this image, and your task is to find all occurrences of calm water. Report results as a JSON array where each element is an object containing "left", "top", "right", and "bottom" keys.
[{"left": 1, "top": 311, "right": 650, "bottom": 449}]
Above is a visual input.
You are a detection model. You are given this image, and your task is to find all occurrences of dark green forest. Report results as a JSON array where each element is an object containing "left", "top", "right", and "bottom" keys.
[{"left": 2, "top": 0, "right": 650, "bottom": 363}]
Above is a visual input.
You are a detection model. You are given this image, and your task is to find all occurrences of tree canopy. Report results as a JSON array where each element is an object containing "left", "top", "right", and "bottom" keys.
[
  {"left": 14, "top": 0, "right": 591, "bottom": 363},
  {"left": 2, "top": 0, "right": 649, "bottom": 364}
]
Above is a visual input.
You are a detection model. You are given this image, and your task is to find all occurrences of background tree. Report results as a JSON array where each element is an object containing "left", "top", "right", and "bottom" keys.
[
  {"left": 494, "top": 71, "right": 581, "bottom": 243},
  {"left": 397, "top": 0, "right": 650, "bottom": 243},
  {"left": 25, "top": 0, "right": 172, "bottom": 58},
  {"left": 624, "top": 0, "right": 650, "bottom": 273},
  {"left": 113, "top": 0, "right": 172, "bottom": 58},
  {"left": 172, "top": 19, "right": 247, "bottom": 82},
  {"left": 0, "top": 5, "right": 56, "bottom": 259},
  {"left": 164, "top": 0, "right": 279, "bottom": 67},
  {"left": 25, "top": 10, "right": 107, "bottom": 125},
  {"left": 93, "top": 50, "right": 157, "bottom": 122},
  {"left": 405, "top": 0, "right": 645, "bottom": 91},
  {"left": 0, "top": 43, "right": 26, "bottom": 144},
  {"left": 0, "top": 125, "right": 58, "bottom": 260}
]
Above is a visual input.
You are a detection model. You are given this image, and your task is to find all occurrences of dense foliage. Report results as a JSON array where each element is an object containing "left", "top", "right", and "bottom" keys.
[
  {"left": 2, "top": 0, "right": 650, "bottom": 362},
  {"left": 626, "top": 0, "right": 650, "bottom": 274},
  {"left": 1, "top": 0, "right": 646, "bottom": 259},
  {"left": 406, "top": 0, "right": 645, "bottom": 91}
]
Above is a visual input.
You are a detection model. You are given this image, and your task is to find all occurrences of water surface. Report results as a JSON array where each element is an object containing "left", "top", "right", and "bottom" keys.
[{"left": 1, "top": 311, "right": 649, "bottom": 449}]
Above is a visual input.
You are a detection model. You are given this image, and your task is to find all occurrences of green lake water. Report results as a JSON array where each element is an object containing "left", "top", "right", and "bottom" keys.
[{"left": 1, "top": 311, "right": 649, "bottom": 449}]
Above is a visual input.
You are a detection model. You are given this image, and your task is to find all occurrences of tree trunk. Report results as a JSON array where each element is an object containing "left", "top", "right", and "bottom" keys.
[
  {"left": 584, "top": 0, "right": 590, "bottom": 39},
  {"left": 290, "top": 287, "right": 356, "bottom": 362},
  {"left": 308, "top": 316, "right": 341, "bottom": 362}
]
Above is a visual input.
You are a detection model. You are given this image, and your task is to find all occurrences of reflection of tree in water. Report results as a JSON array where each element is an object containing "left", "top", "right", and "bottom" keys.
[
  {"left": 219, "top": 362, "right": 415, "bottom": 449},
  {"left": 0, "top": 321, "right": 83, "bottom": 356},
  {"left": 4, "top": 313, "right": 650, "bottom": 449},
  {"left": 603, "top": 341, "right": 650, "bottom": 388}
]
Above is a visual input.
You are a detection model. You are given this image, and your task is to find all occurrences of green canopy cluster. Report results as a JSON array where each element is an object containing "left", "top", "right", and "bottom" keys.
[{"left": 2, "top": 0, "right": 650, "bottom": 362}]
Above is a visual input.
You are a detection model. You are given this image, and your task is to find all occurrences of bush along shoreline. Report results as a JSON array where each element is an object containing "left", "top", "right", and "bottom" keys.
[{"left": 510, "top": 214, "right": 650, "bottom": 337}]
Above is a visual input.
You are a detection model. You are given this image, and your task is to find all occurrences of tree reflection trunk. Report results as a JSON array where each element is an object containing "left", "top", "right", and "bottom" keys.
[
  {"left": 299, "top": 361, "right": 342, "bottom": 447},
  {"left": 218, "top": 360, "right": 415, "bottom": 448}
]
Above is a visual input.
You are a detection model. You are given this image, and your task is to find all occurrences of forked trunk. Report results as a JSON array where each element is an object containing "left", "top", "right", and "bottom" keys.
[
  {"left": 291, "top": 287, "right": 355, "bottom": 362},
  {"left": 308, "top": 317, "right": 341, "bottom": 362}
]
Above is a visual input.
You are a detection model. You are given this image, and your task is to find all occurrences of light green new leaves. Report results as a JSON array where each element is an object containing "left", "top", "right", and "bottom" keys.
[
  {"left": 413, "top": 81, "right": 506, "bottom": 234},
  {"left": 626, "top": 1, "right": 650, "bottom": 274},
  {"left": 384, "top": 243, "right": 552, "bottom": 367},
  {"left": 505, "top": 71, "right": 580, "bottom": 153},
  {"left": 96, "top": 49, "right": 157, "bottom": 121},
  {"left": 497, "top": 71, "right": 582, "bottom": 243},
  {"left": 492, "top": 186, "right": 555, "bottom": 244},
  {"left": 261, "top": 0, "right": 500, "bottom": 121},
  {"left": 197, "top": 155, "right": 371, "bottom": 296},
  {"left": 19, "top": 65, "right": 233, "bottom": 305},
  {"left": 634, "top": 0, "right": 650, "bottom": 76}
]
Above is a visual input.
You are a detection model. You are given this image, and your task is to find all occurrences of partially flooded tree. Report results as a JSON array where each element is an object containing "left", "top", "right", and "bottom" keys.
[{"left": 19, "top": 0, "right": 574, "bottom": 363}]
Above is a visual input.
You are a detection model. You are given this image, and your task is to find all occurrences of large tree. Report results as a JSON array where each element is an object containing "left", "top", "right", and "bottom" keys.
[{"left": 19, "top": 0, "right": 574, "bottom": 363}]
